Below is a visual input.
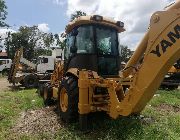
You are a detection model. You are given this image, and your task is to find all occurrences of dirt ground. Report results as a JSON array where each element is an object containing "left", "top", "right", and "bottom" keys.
[{"left": 0, "top": 77, "right": 10, "bottom": 92}]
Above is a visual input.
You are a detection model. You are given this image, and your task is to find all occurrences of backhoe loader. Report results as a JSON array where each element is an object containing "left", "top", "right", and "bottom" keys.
[{"left": 42, "top": 1, "right": 180, "bottom": 130}]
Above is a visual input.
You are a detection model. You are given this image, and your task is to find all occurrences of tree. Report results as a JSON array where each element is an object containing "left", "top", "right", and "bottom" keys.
[
  {"left": 54, "top": 33, "right": 66, "bottom": 49},
  {"left": 70, "top": 10, "right": 86, "bottom": 21},
  {"left": 4, "top": 26, "right": 49, "bottom": 60},
  {"left": 0, "top": 0, "right": 8, "bottom": 27},
  {"left": 120, "top": 45, "right": 133, "bottom": 63}
]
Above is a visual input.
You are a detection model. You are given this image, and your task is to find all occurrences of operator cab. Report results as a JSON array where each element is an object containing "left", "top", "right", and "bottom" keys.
[{"left": 65, "top": 15, "right": 125, "bottom": 77}]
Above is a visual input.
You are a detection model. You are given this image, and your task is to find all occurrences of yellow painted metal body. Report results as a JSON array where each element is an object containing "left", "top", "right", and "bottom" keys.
[
  {"left": 50, "top": 61, "right": 64, "bottom": 86},
  {"left": 52, "top": 87, "right": 58, "bottom": 98},
  {"left": 168, "top": 66, "right": 178, "bottom": 73},
  {"left": 8, "top": 47, "right": 24, "bottom": 84},
  {"left": 122, "top": 1, "right": 180, "bottom": 78},
  {"left": 66, "top": 15, "right": 125, "bottom": 34}
]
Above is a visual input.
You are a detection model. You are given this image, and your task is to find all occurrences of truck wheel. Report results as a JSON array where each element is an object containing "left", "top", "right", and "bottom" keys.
[
  {"left": 58, "top": 76, "right": 78, "bottom": 123},
  {"left": 43, "top": 84, "right": 53, "bottom": 106},
  {"left": 2, "top": 69, "right": 9, "bottom": 76},
  {"left": 39, "top": 83, "right": 45, "bottom": 97},
  {"left": 24, "top": 74, "right": 38, "bottom": 88},
  {"left": 19, "top": 80, "right": 24, "bottom": 86}
]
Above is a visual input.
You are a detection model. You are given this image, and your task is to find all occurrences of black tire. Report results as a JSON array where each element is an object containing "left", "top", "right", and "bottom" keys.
[
  {"left": 19, "top": 80, "right": 24, "bottom": 86},
  {"left": 2, "top": 69, "right": 9, "bottom": 76},
  {"left": 38, "top": 83, "right": 45, "bottom": 97},
  {"left": 167, "top": 85, "right": 178, "bottom": 90},
  {"left": 43, "top": 84, "right": 54, "bottom": 106},
  {"left": 23, "top": 74, "right": 38, "bottom": 88},
  {"left": 57, "top": 76, "right": 79, "bottom": 123}
]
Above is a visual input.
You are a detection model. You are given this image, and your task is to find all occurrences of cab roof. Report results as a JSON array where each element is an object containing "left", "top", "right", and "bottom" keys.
[{"left": 65, "top": 15, "right": 125, "bottom": 34}]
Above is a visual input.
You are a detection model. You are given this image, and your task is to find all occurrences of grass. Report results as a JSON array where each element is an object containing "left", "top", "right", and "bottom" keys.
[
  {"left": 0, "top": 89, "right": 43, "bottom": 139},
  {"left": 0, "top": 88, "right": 180, "bottom": 140}
]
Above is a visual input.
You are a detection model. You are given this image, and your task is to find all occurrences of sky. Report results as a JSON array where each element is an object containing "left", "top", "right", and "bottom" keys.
[{"left": 0, "top": 0, "right": 175, "bottom": 51}]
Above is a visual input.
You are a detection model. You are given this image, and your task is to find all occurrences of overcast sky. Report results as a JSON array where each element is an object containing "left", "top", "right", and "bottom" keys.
[{"left": 0, "top": 0, "right": 175, "bottom": 51}]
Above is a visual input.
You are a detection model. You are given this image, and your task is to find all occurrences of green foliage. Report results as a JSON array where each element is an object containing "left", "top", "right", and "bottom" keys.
[
  {"left": 34, "top": 48, "right": 52, "bottom": 59},
  {"left": 70, "top": 10, "right": 87, "bottom": 22},
  {"left": 0, "top": 0, "right": 8, "bottom": 27},
  {"left": 4, "top": 26, "right": 59, "bottom": 60},
  {"left": 120, "top": 45, "right": 133, "bottom": 63},
  {"left": 42, "top": 33, "right": 54, "bottom": 48},
  {"left": 54, "top": 33, "right": 66, "bottom": 49}
]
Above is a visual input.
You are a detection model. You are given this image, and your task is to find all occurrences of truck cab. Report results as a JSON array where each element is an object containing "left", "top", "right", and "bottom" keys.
[
  {"left": 0, "top": 59, "right": 12, "bottom": 74},
  {"left": 37, "top": 56, "right": 55, "bottom": 73}
]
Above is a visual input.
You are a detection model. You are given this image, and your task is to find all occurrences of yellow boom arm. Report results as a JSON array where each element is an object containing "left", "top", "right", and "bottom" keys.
[{"left": 112, "top": 1, "right": 180, "bottom": 117}]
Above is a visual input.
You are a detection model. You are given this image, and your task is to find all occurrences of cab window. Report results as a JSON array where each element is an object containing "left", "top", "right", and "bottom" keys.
[
  {"left": 75, "top": 26, "right": 94, "bottom": 54},
  {"left": 96, "top": 26, "right": 118, "bottom": 56}
]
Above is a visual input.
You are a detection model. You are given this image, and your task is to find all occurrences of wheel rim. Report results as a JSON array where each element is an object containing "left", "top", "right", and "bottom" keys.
[{"left": 60, "top": 87, "right": 68, "bottom": 112}]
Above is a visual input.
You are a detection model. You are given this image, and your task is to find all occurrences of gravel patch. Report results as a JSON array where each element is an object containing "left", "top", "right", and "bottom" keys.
[
  {"left": 156, "top": 104, "right": 180, "bottom": 113},
  {"left": 11, "top": 106, "right": 62, "bottom": 135}
]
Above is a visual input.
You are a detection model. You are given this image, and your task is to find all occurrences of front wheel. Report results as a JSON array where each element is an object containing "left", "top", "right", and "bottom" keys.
[{"left": 57, "top": 76, "right": 79, "bottom": 123}]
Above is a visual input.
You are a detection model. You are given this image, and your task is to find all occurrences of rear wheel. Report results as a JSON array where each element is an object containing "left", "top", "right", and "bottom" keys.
[
  {"left": 24, "top": 74, "right": 38, "bottom": 88},
  {"left": 2, "top": 69, "right": 9, "bottom": 76},
  {"left": 43, "top": 83, "right": 54, "bottom": 106},
  {"left": 58, "top": 76, "right": 78, "bottom": 123}
]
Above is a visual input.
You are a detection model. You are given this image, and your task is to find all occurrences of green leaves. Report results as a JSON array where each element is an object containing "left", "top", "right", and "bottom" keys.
[
  {"left": 120, "top": 45, "right": 133, "bottom": 63},
  {"left": 4, "top": 26, "right": 66, "bottom": 60},
  {"left": 70, "top": 11, "right": 87, "bottom": 22}
]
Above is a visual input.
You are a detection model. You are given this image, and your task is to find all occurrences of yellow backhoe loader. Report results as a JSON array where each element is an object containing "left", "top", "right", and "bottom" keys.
[{"left": 42, "top": 1, "right": 180, "bottom": 130}]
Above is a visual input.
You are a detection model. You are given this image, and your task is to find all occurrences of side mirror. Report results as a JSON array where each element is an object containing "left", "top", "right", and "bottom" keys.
[{"left": 70, "top": 46, "right": 77, "bottom": 53}]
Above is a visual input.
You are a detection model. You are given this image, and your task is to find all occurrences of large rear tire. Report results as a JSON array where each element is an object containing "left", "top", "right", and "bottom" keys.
[
  {"left": 24, "top": 74, "right": 38, "bottom": 88},
  {"left": 43, "top": 83, "right": 54, "bottom": 106},
  {"left": 57, "top": 76, "right": 79, "bottom": 123}
]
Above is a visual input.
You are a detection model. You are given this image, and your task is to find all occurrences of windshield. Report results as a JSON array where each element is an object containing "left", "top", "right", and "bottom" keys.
[
  {"left": 0, "top": 60, "right": 6, "bottom": 65},
  {"left": 96, "top": 26, "right": 118, "bottom": 56}
]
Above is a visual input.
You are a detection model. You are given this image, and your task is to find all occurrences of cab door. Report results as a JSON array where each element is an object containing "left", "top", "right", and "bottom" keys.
[{"left": 96, "top": 26, "right": 120, "bottom": 76}]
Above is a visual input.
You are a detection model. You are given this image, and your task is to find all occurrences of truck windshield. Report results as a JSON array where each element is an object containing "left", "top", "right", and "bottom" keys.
[{"left": 0, "top": 60, "right": 6, "bottom": 65}]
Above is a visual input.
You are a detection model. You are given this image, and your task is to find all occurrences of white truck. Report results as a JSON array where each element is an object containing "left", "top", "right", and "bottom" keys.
[{"left": 0, "top": 59, "right": 12, "bottom": 75}]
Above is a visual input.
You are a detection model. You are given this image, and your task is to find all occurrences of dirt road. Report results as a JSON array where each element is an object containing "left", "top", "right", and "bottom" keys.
[{"left": 0, "top": 77, "right": 10, "bottom": 92}]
